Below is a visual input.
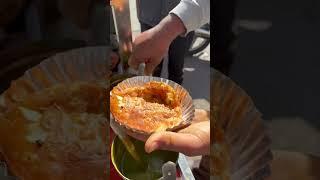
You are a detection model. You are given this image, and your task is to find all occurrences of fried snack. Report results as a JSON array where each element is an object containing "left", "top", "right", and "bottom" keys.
[
  {"left": 0, "top": 82, "right": 108, "bottom": 180},
  {"left": 110, "top": 81, "right": 182, "bottom": 134}
]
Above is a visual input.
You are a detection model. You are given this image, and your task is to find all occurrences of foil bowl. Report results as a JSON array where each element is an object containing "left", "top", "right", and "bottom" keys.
[
  {"left": 212, "top": 68, "right": 273, "bottom": 180},
  {"left": 110, "top": 76, "right": 195, "bottom": 141},
  {"left": 0, "top": 46, "right": 109, "bottom": 179}
]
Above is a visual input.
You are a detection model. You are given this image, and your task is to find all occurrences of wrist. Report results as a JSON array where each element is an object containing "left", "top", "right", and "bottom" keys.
[{"left": 155, "top": 14, "right": 186, "bottom": 43}]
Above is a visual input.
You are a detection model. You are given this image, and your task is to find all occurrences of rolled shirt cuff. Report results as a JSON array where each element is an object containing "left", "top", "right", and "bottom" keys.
[{"left": 170, "top": 0, "right": 209, "bottom": 35}]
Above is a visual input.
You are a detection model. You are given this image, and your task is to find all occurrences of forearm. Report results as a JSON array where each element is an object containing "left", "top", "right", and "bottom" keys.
[{"left": 153, "top": 13, "right": 187, "bottom": 44}]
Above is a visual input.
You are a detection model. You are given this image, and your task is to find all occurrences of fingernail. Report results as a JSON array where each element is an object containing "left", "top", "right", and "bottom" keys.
[{"left": 146, "top": 142, "right": 159, "bottom": 153}]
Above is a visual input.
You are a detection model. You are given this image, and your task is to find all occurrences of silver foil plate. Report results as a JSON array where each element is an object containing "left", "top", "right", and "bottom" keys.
[{"left": 110, "top": 76, "right": 195, "bottom": 140}]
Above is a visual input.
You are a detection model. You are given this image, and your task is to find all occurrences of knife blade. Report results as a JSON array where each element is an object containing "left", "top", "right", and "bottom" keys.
[
  {"left": 111, "top": 0, "right": 145, "bottom": 76},
  {"left": 110, "top": 0, "right": 133, "bottom": 74}
]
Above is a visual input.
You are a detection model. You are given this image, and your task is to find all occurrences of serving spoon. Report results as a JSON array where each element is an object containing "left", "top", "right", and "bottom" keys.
[{"left": 110, "top": 117, "right": 144, "bottom": 167}]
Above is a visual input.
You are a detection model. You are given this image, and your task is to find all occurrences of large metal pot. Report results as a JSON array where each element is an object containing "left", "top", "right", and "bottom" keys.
[{"left": 111, "top": 135, "right": 179, "bottom": 180}]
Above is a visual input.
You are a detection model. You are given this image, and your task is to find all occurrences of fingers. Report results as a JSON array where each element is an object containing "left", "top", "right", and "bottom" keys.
[
  {"left": 144, "top": 59, "right": 158, "bottom": 76},
  {"left": 128, "top": 56, "right": 160, "bottom": 76},
  {"left": 128, "top": 34, "right": 145, "bottom": 70},
  {"left": 128, "top": 55, "right": 140, "bottom": 70},
  {"left": 144, "top": 131, "right": 204, "bottom": 156},
  {"left": 128, "top": 51, "right": 149, "bottom": 71}
]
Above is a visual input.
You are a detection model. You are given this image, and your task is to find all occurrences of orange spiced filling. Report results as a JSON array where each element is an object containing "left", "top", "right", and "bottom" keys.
[{"left": 110, "top": 81, "right": 182, "bottom": 133}]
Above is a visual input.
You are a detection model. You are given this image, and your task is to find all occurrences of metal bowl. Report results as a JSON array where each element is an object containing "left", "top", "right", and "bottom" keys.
[{"left": 111, "top": 135, "right": 179, "bottom": 180}]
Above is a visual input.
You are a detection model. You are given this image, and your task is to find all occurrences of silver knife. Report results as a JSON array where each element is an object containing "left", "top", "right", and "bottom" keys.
[{"left": 111, "top": 0, "right": 145, "bottom": 76}]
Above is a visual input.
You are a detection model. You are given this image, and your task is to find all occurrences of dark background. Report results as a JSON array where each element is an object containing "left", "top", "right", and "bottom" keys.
[
  {"left": 232, "top": 0, "right": 320, "bottom": 125},
  {"left": 229, "top": 0, "right": 320, "bottom": 154},
  {"left": 0, "top": 0, "right": 110, "bottom": 178},
  {"left": 0, "top": 0, "right": 108, "bottom": 92}
]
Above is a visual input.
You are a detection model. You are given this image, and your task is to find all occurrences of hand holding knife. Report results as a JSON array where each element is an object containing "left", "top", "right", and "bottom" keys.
[{"left": 111, "top": 0, "right": 145, "bottom": 75}]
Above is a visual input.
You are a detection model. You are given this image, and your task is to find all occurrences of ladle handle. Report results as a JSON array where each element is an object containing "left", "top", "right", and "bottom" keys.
[
  {"left": 159, "top": 161, "right": 176, "bottom": 180},
  {"left": 110, "top": 117, "right": 142, "bottom": 163}
]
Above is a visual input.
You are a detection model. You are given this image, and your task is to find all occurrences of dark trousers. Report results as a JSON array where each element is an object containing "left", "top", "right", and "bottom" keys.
[
  {"left": 140, "top": 23, "right": 194, "bottom": 84},
  {"left": 212, "top": 0, "right": 237, "bottom": 76}
]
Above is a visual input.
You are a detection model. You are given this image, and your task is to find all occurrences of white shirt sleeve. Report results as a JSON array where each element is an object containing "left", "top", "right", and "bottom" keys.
[{"left": 170, "top": 0, "right": 210, "bottom": 34}]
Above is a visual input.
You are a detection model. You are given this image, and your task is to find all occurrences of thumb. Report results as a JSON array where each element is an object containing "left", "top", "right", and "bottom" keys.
[
  {"left": 144, "top": 58, "right": 160, "bottom": 76},
  {"left": 144, "top": 131, "right": 203, "bottom": 156},
  {"left": 128, "top": 55, "right": 143, "bottom": 70}
]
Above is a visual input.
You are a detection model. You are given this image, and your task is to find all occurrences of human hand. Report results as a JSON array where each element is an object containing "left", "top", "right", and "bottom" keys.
[
  {"left": 144, "top": 109, "right": 210, "bottom": 156},
  {"left": 128, "top": 14, "right": 186, "bottom": 75},
  {"left": 128, "top": 26, "right": 170, "bottom": 75}
]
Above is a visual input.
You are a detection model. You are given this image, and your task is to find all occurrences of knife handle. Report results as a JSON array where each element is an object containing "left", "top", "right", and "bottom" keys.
[{"left": 127, "top": 63, "right": 147, "bottom": 76}]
